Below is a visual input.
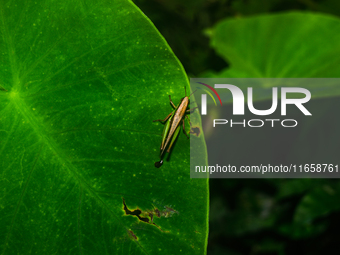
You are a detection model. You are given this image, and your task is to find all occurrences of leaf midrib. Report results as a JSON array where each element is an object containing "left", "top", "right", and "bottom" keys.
[{"left": 8, "top": 92, "right": 129, "bottom": 239}]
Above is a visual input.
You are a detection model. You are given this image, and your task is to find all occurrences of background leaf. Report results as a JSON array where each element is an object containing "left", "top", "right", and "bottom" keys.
[
  {"left": 0, "top": 0, "right": 208, "bottom": 254},
  {"left": 209, "top": 12, "right": 340, "bottom": 78}
]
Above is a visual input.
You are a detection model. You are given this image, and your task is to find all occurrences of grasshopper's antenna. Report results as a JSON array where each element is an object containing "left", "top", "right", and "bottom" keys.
[{"left": 189, "top": 89, "right": 197, "bottom": 97}]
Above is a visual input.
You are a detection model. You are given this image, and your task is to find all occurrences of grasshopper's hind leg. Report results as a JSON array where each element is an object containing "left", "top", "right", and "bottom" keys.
[
  {"left": 182, "top": 119, "right": 190, "bottom": 139},
  {"left": 167, "top": 125, "right": 181, "bottom": 153},
  {"left": 182, "top": 106, "right": 198, "bottom": 137}
]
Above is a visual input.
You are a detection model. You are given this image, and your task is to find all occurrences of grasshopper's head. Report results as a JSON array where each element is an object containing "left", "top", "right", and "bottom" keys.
[
  {"left": 181, "top": 96, "right": 189, "bottom": 104},
  {"left": 180, "top": 89, "right": 196, "bottom": 103}
]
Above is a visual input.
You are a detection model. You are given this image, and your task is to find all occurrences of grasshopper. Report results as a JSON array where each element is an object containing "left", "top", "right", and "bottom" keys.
[{"left": 153, "top": 87, "right": 196, "bottom": 168}]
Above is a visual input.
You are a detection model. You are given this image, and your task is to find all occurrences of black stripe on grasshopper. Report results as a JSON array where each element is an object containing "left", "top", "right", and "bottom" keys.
[{"left": 153, "top": 87, "right": 197, "bottom": 168}]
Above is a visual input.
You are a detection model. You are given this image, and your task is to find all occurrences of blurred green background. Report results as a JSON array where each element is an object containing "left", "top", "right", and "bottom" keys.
[{"left": 132, "top": 0, "right": 340, "bottom": 254}]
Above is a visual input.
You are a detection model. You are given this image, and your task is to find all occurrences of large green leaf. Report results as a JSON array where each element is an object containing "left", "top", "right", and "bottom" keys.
[{"left": 0, "top": 0, "right": 208, "bottom": 254}]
